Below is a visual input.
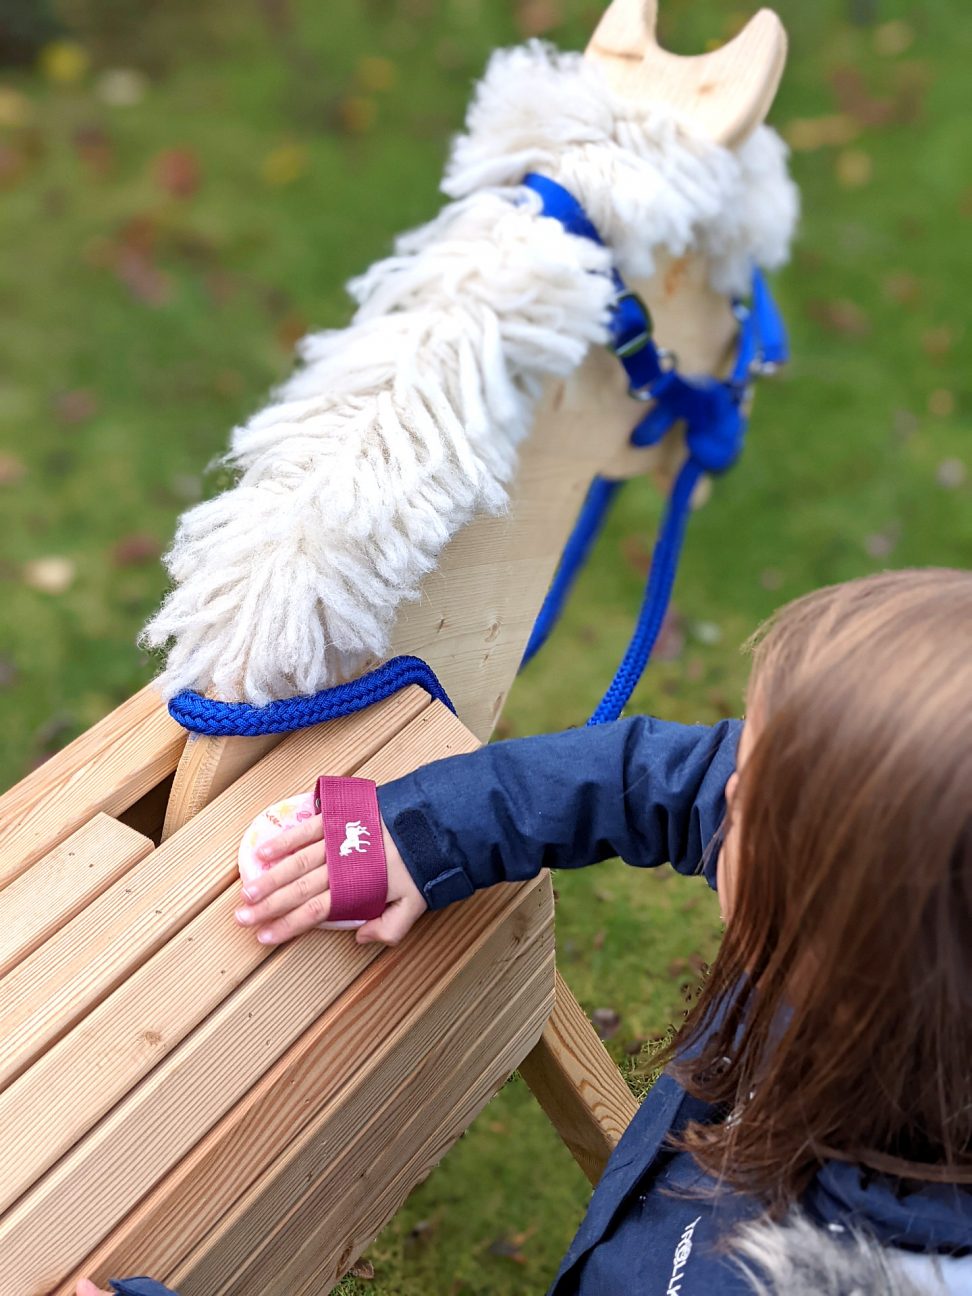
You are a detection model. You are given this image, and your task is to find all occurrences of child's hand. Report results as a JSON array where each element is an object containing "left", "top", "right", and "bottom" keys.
[
  {"left": 235, "top": 815, "right": 427, "bottom": 947},
  {"left": 76, "top": 1281, "right": 111, "bottom": 1296}
]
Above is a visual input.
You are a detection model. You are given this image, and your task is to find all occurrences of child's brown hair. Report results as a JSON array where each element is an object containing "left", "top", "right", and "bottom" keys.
[{"left": 668, "top": 568, "right": 972, "bottom": 1209}]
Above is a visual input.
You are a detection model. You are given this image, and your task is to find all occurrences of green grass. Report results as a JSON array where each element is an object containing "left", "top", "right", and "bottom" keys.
[{"left": 1, "top": 0, "right": 970, "bottom": 1290}]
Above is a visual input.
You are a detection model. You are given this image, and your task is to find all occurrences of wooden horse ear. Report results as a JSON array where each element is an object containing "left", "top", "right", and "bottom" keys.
[{"left": 585, "top": 0, "right": 786, "bottom": 147}]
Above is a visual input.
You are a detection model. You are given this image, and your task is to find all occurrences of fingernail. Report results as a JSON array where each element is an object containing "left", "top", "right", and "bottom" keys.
[
  {"left": 257, "top": 930, "right": 275, "bottom": 944},
  {"left": 235, "top": 908, "right": 253, "bottom": 925},
  {"left": 242, "top": 884, "right": 259, "bottom": 901},
  {"left": 257, "top": 845, "right": 273, "bottom": 861}
]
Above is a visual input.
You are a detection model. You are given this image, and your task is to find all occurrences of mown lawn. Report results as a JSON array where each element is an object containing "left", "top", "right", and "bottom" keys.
[{"left": 1, "top": 0, "right": 969, "bottom": 1291}]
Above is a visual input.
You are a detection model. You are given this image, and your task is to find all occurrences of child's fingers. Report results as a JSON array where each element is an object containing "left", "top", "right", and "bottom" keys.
[
  {"left": 355, "top": 894, "right": 426, "bottom": 947},
  {"left": 76, "top": 1282, "right": 111, "bottom": 1296},
  {"left": 248, "top": 886, "right": 333, "bottom": 945},
  {"left": 256, "top": 814, "right": 323, "bottom": 865},
  {"left": 242, "top": 839, "right": 326, "bottom": 903},
  {"left": 236, "top": 864, "right": 329, "bottom": 929}
]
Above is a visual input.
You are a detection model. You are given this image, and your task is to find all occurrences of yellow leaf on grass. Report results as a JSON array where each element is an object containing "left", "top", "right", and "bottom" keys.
[
  {"left": 356, "top": 55, "right": 396, "bottom": 93},
  {"left": 873, "top": 20, "right": 915, "bottom": 58},
  {"left": 261, "top": 141, "right": 308, "bottom": 187},
  {"left": 835, "top": 148, "right": 873, "bottom": 188},
  {"left": 784, "top": 114, "right": 859, "bottom": 152},
  {"left": 39, "top": 41, "right": 90, "bottom": 85}
]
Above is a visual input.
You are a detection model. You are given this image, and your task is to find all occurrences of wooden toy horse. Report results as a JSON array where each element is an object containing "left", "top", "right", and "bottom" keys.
[{"left": 0, "top": 3, "right": 794, "bottom": 1291}]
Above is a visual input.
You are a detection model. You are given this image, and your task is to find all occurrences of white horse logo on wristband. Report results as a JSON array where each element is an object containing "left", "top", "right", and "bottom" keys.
[{"left": 339, "top": 820, "right": 371, "bottom": 857}]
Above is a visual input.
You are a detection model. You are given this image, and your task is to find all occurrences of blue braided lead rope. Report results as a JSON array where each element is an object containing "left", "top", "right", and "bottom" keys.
[
  {"left": 587, "top": 458, "right": 702, "bottom": 725},
  {"left": 168, "top": 654, "right": 456, "bottom": 737},
  {"left": 521, "top": 477, "right": 622, "bottom": 668}
]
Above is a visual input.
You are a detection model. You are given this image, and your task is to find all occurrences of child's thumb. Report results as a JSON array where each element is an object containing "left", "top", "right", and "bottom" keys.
[
  {"left": 355, "top": 900, "right": 418, "bottom": 948},
  {"left": 77, "top": 1280, "right": 110, "bottom": 1296}
]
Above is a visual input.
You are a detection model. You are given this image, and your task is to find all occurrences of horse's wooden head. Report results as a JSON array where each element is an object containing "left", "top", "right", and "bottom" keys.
[
  {"left": 586, "top": 0, "right": 786, "bottom": 147},
  {"left": 150, "top": 4, "right": 794, "bottom": 832}
]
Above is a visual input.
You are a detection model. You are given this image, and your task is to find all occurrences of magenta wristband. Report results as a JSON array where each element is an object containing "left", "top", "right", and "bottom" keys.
[{"left": 316, "top": 775, "right": 388, "bottom": 923}]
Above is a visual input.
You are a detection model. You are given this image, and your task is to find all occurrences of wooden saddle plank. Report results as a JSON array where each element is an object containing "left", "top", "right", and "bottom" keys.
[
  {"left": 267, "top": 967, "right": 554, "bottom": 1296},
  {"left": 0, "top": 685, "right": 185, "bottom": 892},
  {"left": 171, "top": 880, "right": 553, "bottom": 1294},
  {"left": 0, "top": 688, "right": 434, "bottom": 1214},
  {"left": 9, "top": 703, "right": 480, "bottom": 1295},
  {"left": 1, "top": 913, "right": 375, "bottom": 1295},
  {"left": 0, "top": 686, "right": 427, "bottom": 1092},
  {"left": 0, "top": 814, "right": 153, "bottom": 981},
  {"left": 55, "top": 879, "right": 531, "bottom": 1294},
  {"left": 519, "top": 971, "right": 640, "bottom": 1186}
]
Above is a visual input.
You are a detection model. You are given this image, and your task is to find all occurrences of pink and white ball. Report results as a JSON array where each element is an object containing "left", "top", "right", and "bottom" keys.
[{"left": 237, "top": 791, "right": 364, "bottom": 930}]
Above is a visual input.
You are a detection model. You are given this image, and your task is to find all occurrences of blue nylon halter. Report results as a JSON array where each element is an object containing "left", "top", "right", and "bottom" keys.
[
  {"left": 168, "top": 174, "right": 786, "bottom": 738},
  {"left": 518, "top": 173, "right": 788, "bottom": 725}
]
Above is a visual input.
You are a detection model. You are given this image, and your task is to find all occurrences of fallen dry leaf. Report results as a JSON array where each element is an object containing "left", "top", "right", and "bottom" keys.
[
  {"left": 515, "top": 0, "right": 562, "bottom": 36},
  {"left": 873, "top": 19, "right": 914, "bottom": 57},
  {"left": 0, "top": 88, "right": 33, "bottom": 128},
  {"left": 154, "top": 147, "right": 202, "bottom": 199},
  {"left": 921, "top": 326, "right": 954, "bottom": 360},
  {"left": 829, "top": 66, "right": 896, "bottom": 128},
  {"left": 883, "top": 271, "right": 922, "bottom": 306},
  {"left": 927, "top": 389, "right": 956, "bottom": 418},
  {"left": 835, "top": 148, "right": 873, "bottom": 188},
  {"left": 73, "top": 124, "right": 114, "bottom": 176},
  {"left": 349, "top": 1258, "right": 375, "bottom": 1280},
  {"left": 591, "top": 1007, "right": 621, "bottom": 1040},
  {"left": 113, "top": 533, "right": 161, "bottom": 566},
  {"left": 0, "top": 453, "right": 27, "bottom": 486},
  {"left": 356, "top": 55, "right": 396, "bottom": 93},
  {"left": 97, "top": 68, "right": 149, "bottom": 107},
  {"left": 24, "top": 556, "right": 76, "bottom": 594},
  {"left": 39, "top": 41, "right": 90, "bottom": 85},
  {"left": 335, "top": 95, "right": 378, "bottom": 136},
  {"left": 0, "top": 141, "right": 29, "bottom": 189},
  {"left": 261, "top": 141, "right": 309, "bottom": 186},
  {"left": 806, "top": 298, "right": 871, "bottom": 338},
  {"left": 115, "top": 248, "right": 173, "bottom": 307},
  {"left": 783, "top": 114, "right": 858, "bottom": 152},
  {"left": 54, "top": 388, "right": 98, "bottom": 424},
  {"left": 936, "top": 458, "right": 966, "bottom": 489}
]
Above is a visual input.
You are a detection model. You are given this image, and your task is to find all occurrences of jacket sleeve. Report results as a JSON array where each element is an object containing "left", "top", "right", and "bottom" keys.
[
  {"left": 377, "top": 714, "right": 741, "bottom": 910},
  {"left": 110, "top": 1279, "right": 181, "bottom": 1295}
]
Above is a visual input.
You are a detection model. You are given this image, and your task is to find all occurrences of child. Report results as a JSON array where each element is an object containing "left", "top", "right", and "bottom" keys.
[{"left": 80, "top": 568, "right": 971, "bottom": 1296}]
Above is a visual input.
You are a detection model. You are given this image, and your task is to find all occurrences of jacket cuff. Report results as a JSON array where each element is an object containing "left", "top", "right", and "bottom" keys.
[{"left": 378, "top": 777, "right": 476, "bottom": 910}]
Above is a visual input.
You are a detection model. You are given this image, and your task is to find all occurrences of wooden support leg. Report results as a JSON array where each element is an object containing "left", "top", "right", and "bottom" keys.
[{"left": 518, "top": 971, "right": 638, "bottom": 1186}]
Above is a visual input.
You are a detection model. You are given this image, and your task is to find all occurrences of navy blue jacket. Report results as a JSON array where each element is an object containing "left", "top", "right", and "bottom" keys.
[{"left": 114, "top": 717, "right": 971, "bottom": 1296}]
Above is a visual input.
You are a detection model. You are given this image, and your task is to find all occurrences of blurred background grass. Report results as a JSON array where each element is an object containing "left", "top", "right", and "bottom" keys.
[{"left": 0, "top": 0, "right": 969, "bottom": 1290}]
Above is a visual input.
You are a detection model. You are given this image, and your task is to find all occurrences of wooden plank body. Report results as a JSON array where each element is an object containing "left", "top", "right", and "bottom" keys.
[
  {"left": 0, "top": 698, "right": 555, "bottom": 1296},
  {"left": 0, "top": 814, "right": 153, "bottom": 980},
  {"left": 0, "top": 685, "right": 185, "bottom": 889}
]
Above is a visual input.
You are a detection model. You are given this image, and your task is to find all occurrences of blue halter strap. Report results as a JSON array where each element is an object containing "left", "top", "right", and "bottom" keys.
[{"left": 518, "top": 173, "right": 788, "bottom": 725}]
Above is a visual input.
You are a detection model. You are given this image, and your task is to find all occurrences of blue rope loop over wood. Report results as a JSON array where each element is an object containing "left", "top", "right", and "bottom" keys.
[
  {"left": 519, "top": 173, "right": 789, "bottom": 725},
  {"left": 168, "top": 655, "right": 456, "bottom": 737}
]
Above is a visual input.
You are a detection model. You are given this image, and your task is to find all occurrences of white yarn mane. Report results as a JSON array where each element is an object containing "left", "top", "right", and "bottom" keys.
[{"left": 141, "top": 40, "right": 798, "bottom": 704}]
